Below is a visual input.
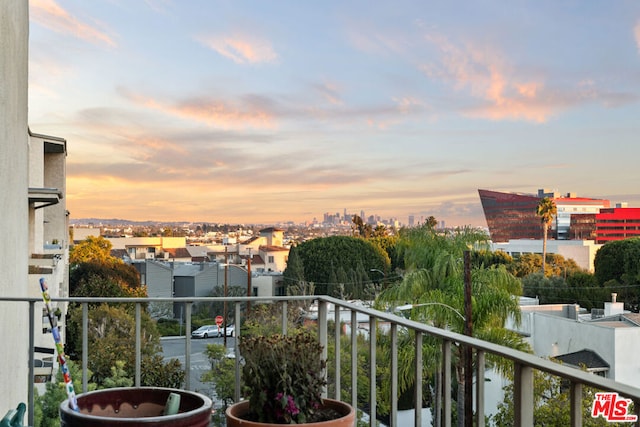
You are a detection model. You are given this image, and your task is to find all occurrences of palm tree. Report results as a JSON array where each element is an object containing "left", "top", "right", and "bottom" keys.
[
  {"left": 536, "top": 197, "right": 557, "bottom": 275},
  {"left": 376, "top": 224, "right": 528, "bottom": 426}
]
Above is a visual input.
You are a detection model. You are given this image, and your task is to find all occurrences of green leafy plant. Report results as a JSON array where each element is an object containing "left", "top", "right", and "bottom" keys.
[{"left": 240, "top": 332, "right": 327, "bottom": 424}]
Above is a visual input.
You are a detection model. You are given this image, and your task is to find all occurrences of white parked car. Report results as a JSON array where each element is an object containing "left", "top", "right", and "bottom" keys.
[
  {"left": 222, "top": 324, "right": 235, "bottom": 337},
  {"left": 191, "top": 325, "right": 219, "bottom": 339}
]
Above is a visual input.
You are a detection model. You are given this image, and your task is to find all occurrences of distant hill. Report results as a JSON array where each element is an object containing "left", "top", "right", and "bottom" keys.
[{"left": 69, "top": 218, "right": 192, "bottom": 227}]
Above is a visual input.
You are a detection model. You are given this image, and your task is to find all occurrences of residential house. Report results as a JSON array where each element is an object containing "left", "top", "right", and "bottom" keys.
[
  {"left": 171, "top": 262, "right": 250, "bottom": 317},
  {"left": 107, "top": 236, "right": 187, "bottom": 260},
  {"left": 205, "top": 227, "right": 288, "bottom": 272},
  {"left": 512, "top": 295, "right": 640, "bottom": 389},
  {"left": 132, "top": 260, "right": 174, "bottom": 318}
]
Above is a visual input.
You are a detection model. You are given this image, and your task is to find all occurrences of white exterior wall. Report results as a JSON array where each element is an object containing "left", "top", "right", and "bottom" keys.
[
  {"left": 107, "top": 236, "right": 186, "bottom": 250},
  {"left": 251, "top": 274, "right": 282, "bottom": 297},
  {"left": 614, "top": 328, "right": 640, "bottom": 388},
  {"left": 0, "top": 0, "right": 30, "bottom": 413},
  {"left": 71, "top": 227, "right": 101, "bottom": 242},
  {"left": 528, "top": 313, "right": 640, "bottom": 388},
  {"left": 260, "top": 248, "right": 288, "bottom": 272},
  {"left": 491, "top": 239, "right": 601, "bottom": 272}
]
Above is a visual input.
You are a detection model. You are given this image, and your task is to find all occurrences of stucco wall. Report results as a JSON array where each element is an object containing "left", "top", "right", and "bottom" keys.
[
  {"left": 491, "top": 239, "right": 600, "bottom": 271},
  {"left": 0, "top": 0, "right": 30, "bottom": 413},
  {"left": 530, "top": 313, "right": 640, "bottom": 388},
  {"left": 611, "top": 328, "right": 640, "bottom": 388}
]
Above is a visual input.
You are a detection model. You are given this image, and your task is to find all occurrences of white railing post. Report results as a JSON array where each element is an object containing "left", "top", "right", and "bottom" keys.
[
  {"left": 318, "top": 299, "right": 328, "bottom": 398},
  {"left": 135, "top": 303, "right": 141, "bottom": 387},
  {"left": 351, "top": 309, "right": 358, "bottom": 409},
  {"left": 570, "top": 381, "right": 582, "bottom": 427},
  {"left": 443, "top": 340, "right": 452, "bottom": 427},
  {"left": 369, "top": 315, "right": 377, "bottom": 427},
  {"left": 184, "top": 301, "right": 192, "bottom": 390},
  {"left": 390, "top": 323, "right": 398, "bottom": 427},
  {"left": 334, "top": 305, "right": 341, "bottom": 401},
  {"left": 235, "top": 302, "right": 242, "bottom": 402},
  {"left": 82, "top": 302, "right": 88, "bottom": 392},
  {"left": 476, "top": 350, "right": 485, "bottom": 426},
  {"left": 514, "top": 362, "right": 534, "bottom": 427},
  {"left": 414, "top": 331, "right": 423, "bottom": 427},
  {"left": 281, "top": 300, "right": 288, "bottom": 336}
]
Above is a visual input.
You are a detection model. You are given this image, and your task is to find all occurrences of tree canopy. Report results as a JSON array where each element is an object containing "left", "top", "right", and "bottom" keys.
[
  {"left": 594, "top": 238, "right": 640, "bottom": 285},
  {"left": 377, "top": 224, "right": 528, "bottom": 425},
  {"left": 65, "top": 236, "right": 184, "bottom": 389},
  {"left": 69, "top": 235, "right": 114, "bottom": 264},
  {"left": 283, "top": 235, "right": 390, "bottom": 298},
  {"left": 593, "top": 237, "right": 640, "bottom": 309}
]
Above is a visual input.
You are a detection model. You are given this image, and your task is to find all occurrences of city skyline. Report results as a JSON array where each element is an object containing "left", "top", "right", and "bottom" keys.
[{"left": 28, "top": 1, "right": 640, "bottom": 227}]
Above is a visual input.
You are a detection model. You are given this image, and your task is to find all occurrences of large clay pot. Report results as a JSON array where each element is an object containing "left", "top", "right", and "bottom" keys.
[
  {"left": 59, "top": 387, "right": 212, "bottom": 427},
  {"left": 225, "top": 398, "right": 355, "bottom": 427}
]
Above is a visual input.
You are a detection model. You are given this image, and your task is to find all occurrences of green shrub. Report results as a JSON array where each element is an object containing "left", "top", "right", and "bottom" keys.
[{"left": 156, "top": 318, "right": 181, "bottom": 336}]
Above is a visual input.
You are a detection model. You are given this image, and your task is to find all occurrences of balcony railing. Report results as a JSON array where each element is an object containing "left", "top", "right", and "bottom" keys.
[{"left": 5, "top": 295, "right": 640, "bottom": 426}]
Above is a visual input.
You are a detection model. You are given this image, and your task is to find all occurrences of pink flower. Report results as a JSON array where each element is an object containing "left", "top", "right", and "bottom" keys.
[{"left": 286, "top": 395, "right": 300, "bottom": 416}]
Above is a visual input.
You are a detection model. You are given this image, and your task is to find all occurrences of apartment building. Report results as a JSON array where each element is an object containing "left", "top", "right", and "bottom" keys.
[{"left": 1, "top": 0, "right": 69, "bottom": 412}]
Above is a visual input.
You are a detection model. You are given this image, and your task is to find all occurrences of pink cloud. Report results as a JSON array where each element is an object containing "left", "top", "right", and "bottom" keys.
[
  {"left": 197, "top": 34, "right": 277, "bottom": 64},
  {"left": 422, "top": 33, "right": 554, "bottom": 123},
  {"left": 122, "top": 90, "right": 276, "bottom": 129},
  {"left": 635, "top": 21, "right": 640, "bottom": 55},
  {"left": 30, "top": 0, "right": 116, "bottom": 47},
  {"left": 315, "top": 81, "right": 344, "bottom": 106}
]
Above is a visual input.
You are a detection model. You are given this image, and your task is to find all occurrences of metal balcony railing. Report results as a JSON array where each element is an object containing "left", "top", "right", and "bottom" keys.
[{"left": 5, "top": 295, "right": 640, "bottom": 427}]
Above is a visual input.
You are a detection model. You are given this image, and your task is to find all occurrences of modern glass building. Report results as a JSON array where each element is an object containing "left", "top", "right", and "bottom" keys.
[
  {"left": 478, "top": 189, "right": 542, "bottom": 242},
  {"left": 478, "top": 189, "right": 610, "bottom": 243}
]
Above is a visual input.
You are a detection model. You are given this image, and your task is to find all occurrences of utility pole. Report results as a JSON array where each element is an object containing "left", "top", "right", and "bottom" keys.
[
  {"left": 463, "top": 250, "right": 473, "bottom": 427},
  {"left": 224, "top": 247, "right": 228, "bottom": 347}
]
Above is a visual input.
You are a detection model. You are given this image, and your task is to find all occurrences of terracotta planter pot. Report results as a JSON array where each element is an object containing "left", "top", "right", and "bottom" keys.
[
  {"left": 59, "top": 387, "right": 212, "bottom": 427},
  {"left": 225, "top": 399, "right": 355, "bottom": 427}
]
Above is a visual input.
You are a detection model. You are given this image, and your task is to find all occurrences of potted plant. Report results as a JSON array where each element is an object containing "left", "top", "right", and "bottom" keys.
[{"left": 225, "top": 331, "right": 355, "bottom": 426}]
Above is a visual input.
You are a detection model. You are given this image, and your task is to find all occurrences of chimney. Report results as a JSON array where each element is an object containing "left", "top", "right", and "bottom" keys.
[{"left": 604, "top": 293, "right": 623, "bottom": 317}]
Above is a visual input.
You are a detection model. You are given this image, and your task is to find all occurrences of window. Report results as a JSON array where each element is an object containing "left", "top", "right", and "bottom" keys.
[{"left": 268, "top": 256, "right": 274, "bottom": 263}]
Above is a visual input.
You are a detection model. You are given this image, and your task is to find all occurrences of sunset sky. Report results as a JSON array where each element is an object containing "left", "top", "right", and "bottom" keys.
[{"left": 27, "top": 1, "right": 640, "bottom": 226}]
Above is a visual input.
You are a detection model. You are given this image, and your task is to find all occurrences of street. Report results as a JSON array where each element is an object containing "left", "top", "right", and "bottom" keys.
[{"left": 161, "top": 335, "right": 237, "bottom": 401}]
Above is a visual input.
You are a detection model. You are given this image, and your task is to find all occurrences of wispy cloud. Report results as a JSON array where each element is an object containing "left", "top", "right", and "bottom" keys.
[
  {"left": 119, "top": 88, "right": 277, "bottom": 129},
  {"left": 313, "top": 81, "right": 344, "bottom": 106},
  {"left": 393, "top": 96, "right": 424, "bottom": 114},
  {"left": 420, "top": 33, "right": 553, "bottom": 123},
  {"left": 144, "top": 0, "right": 172, "bottom": 14},
  {"left": 196, "top": 34, "right": 278, "bottom": 64},
  {"left": 30, "top": 0, "right": 116, "bottom": 47},
  {"left": 635, "top": 21, "right": 640, "bottom": 55},
  {"left": 347, "top": 30, "right": 407, "bottom": 57}
]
